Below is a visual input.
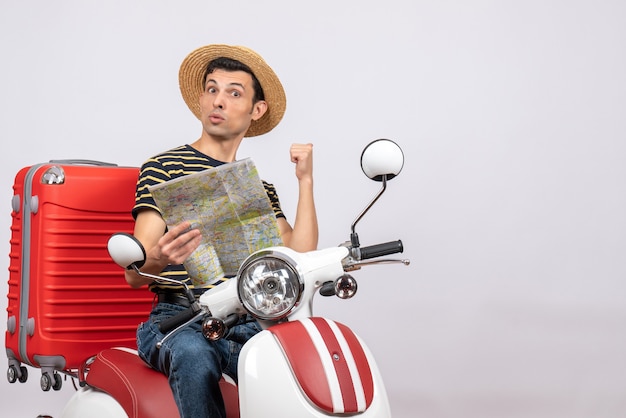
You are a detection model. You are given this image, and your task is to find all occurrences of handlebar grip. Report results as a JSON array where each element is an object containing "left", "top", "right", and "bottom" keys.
[
  {"left": 359, "top": 240, "right": 403, "bottom": 260},
  {"left": 158, "top": 307, "right": 199, "bottom": 334}
]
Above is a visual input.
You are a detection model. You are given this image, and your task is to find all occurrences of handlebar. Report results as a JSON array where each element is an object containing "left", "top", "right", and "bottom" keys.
[
  {"left": 359, "top": 240, "right": 403, "bottom": 260},
  {"left": 158, "top": 306, "right": 201, "bottom": 334}
]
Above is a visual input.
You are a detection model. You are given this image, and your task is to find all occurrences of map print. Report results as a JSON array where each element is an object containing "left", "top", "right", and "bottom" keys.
[{"left": 149, "top": 158, "right": 283, "bottom": 286}]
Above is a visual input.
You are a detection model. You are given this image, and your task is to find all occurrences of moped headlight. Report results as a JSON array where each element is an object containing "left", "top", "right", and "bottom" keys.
[{"left": 237, "top": 252, "right": 303, "bottom": 320}]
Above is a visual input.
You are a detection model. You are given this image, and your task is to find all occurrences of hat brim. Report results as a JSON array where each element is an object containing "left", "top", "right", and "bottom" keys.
[{"left": 178, "top": 44, "right": 286, "bottom": 138}]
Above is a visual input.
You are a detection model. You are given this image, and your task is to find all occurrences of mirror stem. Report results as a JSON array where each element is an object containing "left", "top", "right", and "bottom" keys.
[
  {"left": 130, "top": 264, "right": 193, "bottom": 292},
  {"left": 350, "top": 175, "right": 388, "bottom": 248}
]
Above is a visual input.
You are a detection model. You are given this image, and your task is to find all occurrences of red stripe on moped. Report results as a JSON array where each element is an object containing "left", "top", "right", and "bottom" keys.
[
  {"left": 270, "top": 320, "right": 333, "bottom": 411},
  {"left": 310, "top": 317, "right": 359, "bottom": 412},
  {"left": 269, "top": 318, "right": 374, "bottom": 414}
]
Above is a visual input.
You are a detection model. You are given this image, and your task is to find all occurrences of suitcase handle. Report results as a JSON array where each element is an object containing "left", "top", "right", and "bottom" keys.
[{"left": 48, "top": 159, "right": 118, "bottom": 167}]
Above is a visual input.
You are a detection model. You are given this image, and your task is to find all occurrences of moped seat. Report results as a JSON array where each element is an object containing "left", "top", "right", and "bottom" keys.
[{"left": 85, "top": 347, "right": 239, "bottom": 418}]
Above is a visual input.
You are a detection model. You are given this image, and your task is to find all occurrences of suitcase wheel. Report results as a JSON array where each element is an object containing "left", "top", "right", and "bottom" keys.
[
  {"left": 40, "top": 371, "right": 62, "bottom": 391},
  {"left": 7, "top": 364, "right": 28, "bottom": 384}
]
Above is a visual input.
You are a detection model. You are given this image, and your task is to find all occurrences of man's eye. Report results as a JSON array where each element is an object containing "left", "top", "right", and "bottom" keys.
[
  {"left": 231, "top": 91, "right": 241, "bottom": 97},
  {"left": 207, "top": 87, "right": 217, "bottom": 93}
]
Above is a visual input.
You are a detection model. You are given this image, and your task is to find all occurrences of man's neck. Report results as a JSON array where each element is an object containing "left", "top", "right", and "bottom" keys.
[{"left": 190, "top": 134, "right": 244, "bottom": 163}]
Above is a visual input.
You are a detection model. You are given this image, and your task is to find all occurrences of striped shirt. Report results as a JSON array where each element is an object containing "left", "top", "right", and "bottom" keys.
[{"left": 133, "top": 144, "right": 285, "bottom": 293}]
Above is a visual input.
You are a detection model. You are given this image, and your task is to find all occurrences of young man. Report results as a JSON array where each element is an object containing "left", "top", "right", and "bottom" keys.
[{"left": 126, "top": 44, "right": 318, "bottom": 418}]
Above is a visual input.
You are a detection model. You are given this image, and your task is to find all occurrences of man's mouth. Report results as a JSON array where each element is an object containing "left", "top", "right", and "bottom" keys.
[{"left": 209, "top": 111, "right": 224, "bottom": 123}]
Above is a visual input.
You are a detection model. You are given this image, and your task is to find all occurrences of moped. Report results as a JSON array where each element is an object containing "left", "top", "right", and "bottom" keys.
[{"left": 59, "top": 138, "right": 409, "bottom": 418}]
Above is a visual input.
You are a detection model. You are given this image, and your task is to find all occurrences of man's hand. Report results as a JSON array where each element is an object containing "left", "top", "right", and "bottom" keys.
[
  {"left": 153, "top": 221, "right": 202, "bottom": 266},
  {"left": 279, "top": 143, "right": 318, "bottom": 252},
  {"left": 125, "top": 214, "right": 202, "bottom": 288},
  {"left": 290, "top": 143, "right": 314, "bottom": 182}
]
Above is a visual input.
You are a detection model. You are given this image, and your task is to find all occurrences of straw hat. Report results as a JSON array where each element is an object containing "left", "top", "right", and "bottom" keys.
[{"left": 178, "top": 44, "right": 286, "bottom": 137}]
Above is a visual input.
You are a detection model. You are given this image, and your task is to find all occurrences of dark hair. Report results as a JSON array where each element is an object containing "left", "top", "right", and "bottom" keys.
[{"left": 203, "top": 57, "right": 265, "bottom": 103}]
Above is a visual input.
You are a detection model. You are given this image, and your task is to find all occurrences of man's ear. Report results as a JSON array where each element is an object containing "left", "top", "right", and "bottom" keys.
[{"left": 251, "top": 100, "right": 268, "bottom": 121}]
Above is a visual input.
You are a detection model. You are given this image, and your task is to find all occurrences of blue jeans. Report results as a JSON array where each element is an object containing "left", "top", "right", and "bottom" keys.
[{"left": 137, "top": 302, "right": 260, "bottom": 418}]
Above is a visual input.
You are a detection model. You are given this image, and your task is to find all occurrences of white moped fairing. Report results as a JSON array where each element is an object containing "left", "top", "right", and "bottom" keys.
[
  {"left": 61, "top": 385, "right": 128, "bottom": 417},
  {"left": 199, "top": 246, "right": 349, "bottom": 325},
  {"left": 238, "top": 318, "right": 391, "bottom": 417}
]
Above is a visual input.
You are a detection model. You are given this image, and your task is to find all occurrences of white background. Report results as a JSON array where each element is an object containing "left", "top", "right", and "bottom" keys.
[{"left": 1, "top": 1, "right": 625, "bottom": 417}]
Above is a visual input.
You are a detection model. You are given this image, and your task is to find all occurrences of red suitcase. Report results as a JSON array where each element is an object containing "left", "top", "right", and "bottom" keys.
[{"left": 5, "top": 160, "right": 154, "bottom": 391}]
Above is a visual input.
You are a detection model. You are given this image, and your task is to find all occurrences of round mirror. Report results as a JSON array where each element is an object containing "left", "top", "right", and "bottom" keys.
[
  {"left": 360, "top": 139, "right": 404, "bottom": 181},
  {"left": 107, "top": 232, "right": 146, "bottom": 269}
]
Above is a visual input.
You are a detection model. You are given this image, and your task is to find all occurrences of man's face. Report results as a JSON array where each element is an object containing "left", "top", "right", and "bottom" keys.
[{"left": 199, "top": 69, "right": 267, "bottom": 140}]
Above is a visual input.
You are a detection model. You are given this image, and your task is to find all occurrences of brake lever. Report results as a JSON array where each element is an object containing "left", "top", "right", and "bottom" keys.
[{"left": 344, "top": 258, "right": 410, "bottom": 271}]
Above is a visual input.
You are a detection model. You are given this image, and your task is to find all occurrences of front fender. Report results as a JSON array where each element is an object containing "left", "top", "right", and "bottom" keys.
[{"left": 238, "top": 317, "right": 391, "bottom": 417}]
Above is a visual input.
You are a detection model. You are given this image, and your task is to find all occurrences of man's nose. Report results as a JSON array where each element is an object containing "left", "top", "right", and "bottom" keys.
[{"left": 213, "top": 92, "right": 225, "bottom": 109}]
